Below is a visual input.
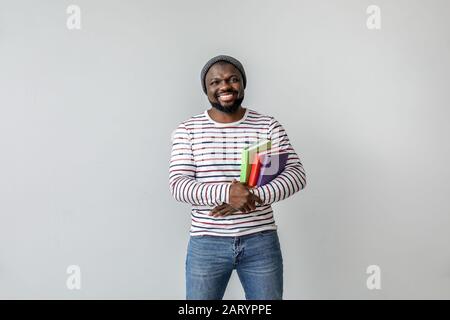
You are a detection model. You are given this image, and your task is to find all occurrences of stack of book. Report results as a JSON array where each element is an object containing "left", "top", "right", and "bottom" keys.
[{"left": 239, "top": 139, "right": 289, "bottom": 187}]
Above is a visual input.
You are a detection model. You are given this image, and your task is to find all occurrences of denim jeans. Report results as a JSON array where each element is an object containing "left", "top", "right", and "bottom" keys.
[{"left": 185, "top": 229, "right": 283, "bottom": 300}]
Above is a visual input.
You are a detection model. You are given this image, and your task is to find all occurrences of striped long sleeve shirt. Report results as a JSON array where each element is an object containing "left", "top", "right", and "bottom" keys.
[{"left": 169, "top": 107, "right": 306, "bottom": 237}]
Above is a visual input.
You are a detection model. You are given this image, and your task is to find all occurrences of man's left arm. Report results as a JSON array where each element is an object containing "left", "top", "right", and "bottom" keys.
[{"left": 249, "top": 117, "right": 307, "bottom": 205}]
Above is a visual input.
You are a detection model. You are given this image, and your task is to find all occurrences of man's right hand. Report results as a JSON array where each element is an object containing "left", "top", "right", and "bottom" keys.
[{"left": 229, "top": 179, "right": 263, "bottom": 213}]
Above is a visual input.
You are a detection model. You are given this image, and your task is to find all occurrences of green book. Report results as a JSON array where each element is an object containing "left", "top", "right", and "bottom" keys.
[{"left": 240, "top": 139, "right": 272, "bottom": 184}]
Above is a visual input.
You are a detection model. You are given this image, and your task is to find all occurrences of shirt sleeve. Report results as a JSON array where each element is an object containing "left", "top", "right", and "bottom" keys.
[
  {"left": 168, "top": 122, "right": 231, "bottom": 206},
  {"left": 249, "top": 117, "right": 306, "bottom": 205}
]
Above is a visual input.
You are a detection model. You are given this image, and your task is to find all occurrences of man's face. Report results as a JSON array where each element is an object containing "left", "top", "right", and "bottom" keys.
[{"left": 205, "top": 62, "right": 245, "bottom": 114}]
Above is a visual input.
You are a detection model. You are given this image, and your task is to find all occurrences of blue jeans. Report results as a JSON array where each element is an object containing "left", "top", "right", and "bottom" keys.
[{"left": 185, "top": 230, "right": 283, "bottom": 300}]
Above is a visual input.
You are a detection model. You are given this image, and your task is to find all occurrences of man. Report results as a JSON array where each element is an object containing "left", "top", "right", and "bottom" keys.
[{"left": 169, "top": 55, "right": 306, "bottom": 300}]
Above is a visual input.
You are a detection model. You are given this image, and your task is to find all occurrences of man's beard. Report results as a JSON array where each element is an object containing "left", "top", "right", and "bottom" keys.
[{"left": 208, "top": 95, "right": 244, "bottom": 114}]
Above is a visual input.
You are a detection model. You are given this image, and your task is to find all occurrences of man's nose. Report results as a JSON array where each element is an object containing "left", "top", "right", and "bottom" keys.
[{"left": 219, "top": 81, "right": 233, "bottom": 92}]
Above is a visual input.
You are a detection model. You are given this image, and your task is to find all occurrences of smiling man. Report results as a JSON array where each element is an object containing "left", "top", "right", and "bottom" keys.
[{"left": 169, "top": 55, "right": 307, "bottom": 300}]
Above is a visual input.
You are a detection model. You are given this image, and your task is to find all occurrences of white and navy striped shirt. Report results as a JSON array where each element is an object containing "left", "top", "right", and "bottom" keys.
[{"left": 169, "top": 107, "right": 306, "bottom": 237}]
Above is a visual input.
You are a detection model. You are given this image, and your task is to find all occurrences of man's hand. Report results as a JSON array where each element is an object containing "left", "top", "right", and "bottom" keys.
[
  {"left": 229, "top": 178, "right": 263, "bottom": 213},
  {"left": 209, "top": 203, "right": 239, "bottom": 217},
  {"left": 209, "top": 179, "right": 263, "bottom": 217}
]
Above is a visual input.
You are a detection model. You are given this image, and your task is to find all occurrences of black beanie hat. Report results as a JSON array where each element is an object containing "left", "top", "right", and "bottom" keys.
[{"left": 200, "top": 55, "right": 247, "bottom": 94}]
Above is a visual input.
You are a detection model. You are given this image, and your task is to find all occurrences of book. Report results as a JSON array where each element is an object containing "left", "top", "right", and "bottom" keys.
[
  {"left": 247, "top": 158, "right": 262, "bottom": 187},
  {"left": 256, "top": 150, "right": 289, "bottom": 187},
  {"left": 239, "top": 139, "right": 271, "bottom": 184}
]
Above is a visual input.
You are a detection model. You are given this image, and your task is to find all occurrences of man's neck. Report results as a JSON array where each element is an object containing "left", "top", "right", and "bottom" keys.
[{"left": 207, "top": 106, "right": 246, "bottom": 123}]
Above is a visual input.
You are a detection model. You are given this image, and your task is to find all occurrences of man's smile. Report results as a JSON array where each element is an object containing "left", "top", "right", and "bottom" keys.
[{"left": 217, "top": 91, "right": 237, "bottom": 103}]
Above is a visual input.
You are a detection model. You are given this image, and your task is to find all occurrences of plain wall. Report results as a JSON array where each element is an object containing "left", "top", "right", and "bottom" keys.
[{"left": 1, "top": 0, "right": 449, "bottom": 299}]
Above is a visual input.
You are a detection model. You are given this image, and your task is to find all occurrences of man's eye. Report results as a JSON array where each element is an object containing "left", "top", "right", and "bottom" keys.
[
  {"left": 211, "top": 81, "right": 218, "bottom": 85},
  {"left": 230, "top": 78, "right": 238, "bottom": 82}
]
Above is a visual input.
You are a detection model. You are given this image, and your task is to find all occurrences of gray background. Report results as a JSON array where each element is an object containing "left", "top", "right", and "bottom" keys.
[{"left": 1, "top": 0, "right": 449, "bottom": 299}]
